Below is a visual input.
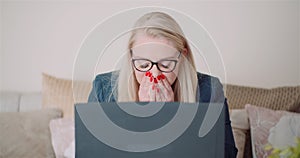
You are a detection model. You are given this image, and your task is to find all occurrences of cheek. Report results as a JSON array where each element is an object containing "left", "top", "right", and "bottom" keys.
[
  {"left": 164, "top": 72, "right": 178, "bottom": 85},
  {"left": 134, "top": 70, "right": 144, "bottom": 84},
  {"left": 164, "top": 64, "right": 180, "bottom": 85}
]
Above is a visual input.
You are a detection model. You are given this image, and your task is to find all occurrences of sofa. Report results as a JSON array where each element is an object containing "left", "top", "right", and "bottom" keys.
[{"left": 0, "top": 73, "right": 299, "bottom": 158}]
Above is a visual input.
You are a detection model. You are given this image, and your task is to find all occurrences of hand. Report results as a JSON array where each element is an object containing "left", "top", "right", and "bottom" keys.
[
  {"left": 138, "top": 72, "right": 156, "bottom": 102},
  {"left": 138, "top": 72, "right": 174, "bottom": 102},
  {"left": 155, "top": 74, "right": 174, "bottom": 102}
]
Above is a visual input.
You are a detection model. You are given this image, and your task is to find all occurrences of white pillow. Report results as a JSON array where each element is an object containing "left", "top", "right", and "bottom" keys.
[
  {"left": 49, "top": 118, "right": 74, "bottom": 158},
  {"left": 64, "top": 140, "right": 75, "bottom": 158},
  {"left": 230, "top": 109, "right": 250, "bottom": 130}
]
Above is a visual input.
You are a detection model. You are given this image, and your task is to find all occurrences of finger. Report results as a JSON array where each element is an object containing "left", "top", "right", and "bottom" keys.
[
  {"left": 155, "top": 90, "right": 161, "bottom": 102},
  {"left": 159, "top": 81, "right": 174, "bottom": 102},
  {"left": 142, "top": 72, "right": 152, "bottom": 85},
  {"left": 156, "top": 79, "right": 168, "bottom": 100},
  {"left": 157, "top": 85, "right": 167, "bottom": 102},
  {"left": 155, "top": 85, "right": 165, "bottom": 102},
  {"left": 158, "top": 76, "right": 174, "bottom": 102},
  {"left": 138, "top": 72, "right": 153, "bottom": 102},
  {"left": 149, "top": 84, "right": 156, "bottom": 102},
  {"left": 161, "top": 75, "right": 173, "bottom": 92},
  {"left": 140, "top": 72, "right": 153, "bottom": 90}
]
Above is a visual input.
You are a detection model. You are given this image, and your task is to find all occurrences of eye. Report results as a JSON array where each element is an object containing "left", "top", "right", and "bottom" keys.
[
  {"left": 133, "top": 60, "right": 152, "bottom": 70},
  {"left": 159, "top": 61, "right": 172, "bottom": 68},
  {"left": 139, "top": 63, "right": 150, "bottom": 69},
  {"left": 160, "top": 63, "right": 170, "bottom": 69}
]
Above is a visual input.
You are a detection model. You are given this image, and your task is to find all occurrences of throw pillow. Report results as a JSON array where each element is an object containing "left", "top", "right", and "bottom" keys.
[
  {"left": 230, "top": 109, "right": 250, "bottom": 158},
  {"left": 225, "top": 84, "right": 300, "bottom": 111},
  {"left": 245, "top": 104, "right": 299, "bottom": 158},
  {"left": 42, "top": 73, "right": 92, "bottom": 118},
  {"left": 0, "top": 108, "right": 62, "bottom": 158},
  {"left": 49, "top": 118, "right": 74, "bottom": 158},
  {"left": 268, "top": 115, "right": 300, "bottom": 149}
]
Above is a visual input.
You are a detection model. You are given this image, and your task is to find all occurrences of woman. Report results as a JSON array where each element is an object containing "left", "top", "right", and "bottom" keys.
[{"left": 88, "top": 11, "right": 237, "bottom": 157}]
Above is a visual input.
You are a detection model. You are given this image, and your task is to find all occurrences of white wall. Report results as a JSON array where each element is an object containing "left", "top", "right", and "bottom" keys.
[{"left": 0, "top": 0, "right": 299, "bottom": 92}]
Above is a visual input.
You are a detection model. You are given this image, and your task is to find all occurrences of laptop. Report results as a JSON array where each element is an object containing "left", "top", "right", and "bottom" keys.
[{"left": 75, "top": 102, "right": 225, "bottom": 158}]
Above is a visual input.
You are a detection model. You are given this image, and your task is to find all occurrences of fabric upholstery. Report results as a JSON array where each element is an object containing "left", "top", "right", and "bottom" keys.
[
  {"left": 225, "top": 84, "right": 300, "bottom": 111},
  {"left": 0, "top": 91, "right": 20, "bottom": 112},
  {"left": 0, "top": 108, "right": 62, "bottom": 158},
  {"left": 246, "top": 104, "right": 300, "bottom": 158},
  {"left": 42, "top": 73, "right": 91, "bottom": 118}
]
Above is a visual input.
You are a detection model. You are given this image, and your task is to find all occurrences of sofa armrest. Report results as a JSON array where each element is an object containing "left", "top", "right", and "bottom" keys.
[
  {"left": 19, "top": 92, "right": 42, "bottom": 112},
  {"left": 0, "top": 91, "right": 20, "bottom": 112}
]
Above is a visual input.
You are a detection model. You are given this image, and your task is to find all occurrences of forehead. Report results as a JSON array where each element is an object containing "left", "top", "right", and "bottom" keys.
[{"left": 131, "top": 35, "right": 179, "bottom": 60}]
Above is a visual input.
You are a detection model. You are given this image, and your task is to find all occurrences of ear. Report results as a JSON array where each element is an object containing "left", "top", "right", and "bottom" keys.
[{"left": 182, "top": 48, "right": 188, "bottom": 56}]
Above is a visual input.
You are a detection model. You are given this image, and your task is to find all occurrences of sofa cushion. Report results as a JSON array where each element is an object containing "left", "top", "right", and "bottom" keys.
[
  {"left": 225, "top": 84, "right": 300, "bottom": 111},
  {"left": 0, "top": 108, "right": 62, "bottom": 158},
  {"left": 0, "top": 91, "right": 20, "bottom": 112},
  {"left": 42, "top": 73, "right": 91, "bottom": 118}
]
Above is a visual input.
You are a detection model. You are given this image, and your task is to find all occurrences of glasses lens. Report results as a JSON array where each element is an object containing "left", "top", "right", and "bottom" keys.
[
  {"left": 133, "top": 59, "right": 152, "bottom": 71},
  {"left": 158, "top": 60, "right": 176, "bottom": 72}
]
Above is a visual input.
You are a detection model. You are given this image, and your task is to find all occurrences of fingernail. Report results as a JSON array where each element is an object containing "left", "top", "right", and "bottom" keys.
[
  {"left": 154, "top": 78, "right": 158, "bottom": 84},
  {"left": 161, "top": 74, "right": 166, "bottom": 79},
  {"left": 157, "top": 75, "right": 161, "bottom": 80},
  {"left": 152, "top": 85, "right": 155, "bottom": 90},
  {"left": 150, "top": 77, "right": 153, "bottom": 82},
  {"left": 156, "top": 88, "right": 160, "bottom": 93}
]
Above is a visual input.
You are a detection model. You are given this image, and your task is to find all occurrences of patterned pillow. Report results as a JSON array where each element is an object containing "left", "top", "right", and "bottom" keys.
[
  {"left": 268, "top": 115, "right": 300, "bottom": 149},
  {"left": 225, "top": 84, "right": 300, "bottom": 111},
  {"left": 42, "top": 73, "right": 91, "bottom": 118},
  {"left": 245, "top": 104, "right": 300, "bottom": 158}
]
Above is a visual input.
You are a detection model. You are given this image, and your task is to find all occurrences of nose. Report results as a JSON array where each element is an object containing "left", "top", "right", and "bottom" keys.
[{"left": 150, "top": 64, "right": 161, "bottom": 78}]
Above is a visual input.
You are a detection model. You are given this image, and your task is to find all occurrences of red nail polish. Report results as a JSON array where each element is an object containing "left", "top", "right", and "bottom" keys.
[
  {"left": 150, "top": 77, "right": 153, "bottom": 82},
  {"left": 154, "top": 78, "right": 158, "bottom": 84},
  {"left": 161, "top": 74, "right": 165, "bottom": 79},
  {"left": 152, "top": 85, "right": 155, "bottom": 90},
  {"left": 157, "top": 88, "right": 160, "bottom": 93},
  {"left": 157, "top": 75, "right": 161, "bottom": 80}
]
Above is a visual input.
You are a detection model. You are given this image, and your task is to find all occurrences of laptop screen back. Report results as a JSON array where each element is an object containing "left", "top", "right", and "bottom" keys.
[{"left": 75, "top": 102, "right": 225, "bottom": 158}]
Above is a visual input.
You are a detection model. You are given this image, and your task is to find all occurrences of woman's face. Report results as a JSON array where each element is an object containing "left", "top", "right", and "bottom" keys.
[{"left": 131, "top": 33, "right": 182, "bottom": 86}]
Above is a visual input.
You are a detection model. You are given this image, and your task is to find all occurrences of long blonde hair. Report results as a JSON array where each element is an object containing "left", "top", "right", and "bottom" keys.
[{"left": 115, "top": 12, "right": 198, "bottom": 102}]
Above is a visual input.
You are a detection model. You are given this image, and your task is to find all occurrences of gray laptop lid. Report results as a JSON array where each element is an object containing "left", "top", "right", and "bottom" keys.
[{"left": 75, "top": 102, "right": 225, "bottom": 158}]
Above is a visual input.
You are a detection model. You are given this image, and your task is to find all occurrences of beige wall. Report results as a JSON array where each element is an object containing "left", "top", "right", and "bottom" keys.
[{"left": 0, "top": 0, "right": 299, "bottom": 92}]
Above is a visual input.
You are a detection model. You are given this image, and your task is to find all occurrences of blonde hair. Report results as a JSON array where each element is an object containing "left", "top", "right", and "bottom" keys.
[{"left": 115, "top": 12, "right": 198, "bottom": 102}]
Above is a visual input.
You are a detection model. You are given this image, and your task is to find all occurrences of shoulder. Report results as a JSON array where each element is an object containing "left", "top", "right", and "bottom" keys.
[
  {"left": 94, "top": 71, "right": 118, "bottom": 82},
  {"left": 93, "top": 71, "right": 119, "bottom": 87},
  {"left": 91, "top": 71, "right": 119, "bottom": 101},
  {"left": 196, "top": 72, "right": 225, "bottom": 102},
  {"left": 197, "top": 72, "right": 221, "bottom": 84}
]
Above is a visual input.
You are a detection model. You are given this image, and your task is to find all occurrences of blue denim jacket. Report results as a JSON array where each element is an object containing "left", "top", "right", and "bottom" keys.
[{"left": 88, "top": 71, "right": 238, "bottom": 158}]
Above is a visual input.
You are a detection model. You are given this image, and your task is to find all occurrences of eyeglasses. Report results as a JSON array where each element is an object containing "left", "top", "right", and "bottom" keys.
[{"left": 131, "top": 52, "right": 181, "bottom": 73}]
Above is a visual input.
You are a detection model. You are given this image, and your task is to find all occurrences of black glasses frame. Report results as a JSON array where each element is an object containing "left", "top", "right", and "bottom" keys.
[{"left": 131, "top": 52, "right": 181, "bottom": 73}]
